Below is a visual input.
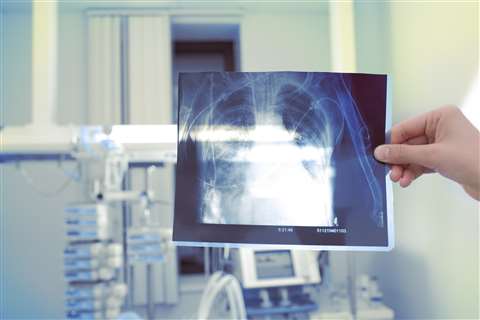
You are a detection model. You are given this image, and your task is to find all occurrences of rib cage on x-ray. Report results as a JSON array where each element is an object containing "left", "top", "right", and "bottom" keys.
[{"left": 178, "top": 72, "right": 384, "bottom": 228}]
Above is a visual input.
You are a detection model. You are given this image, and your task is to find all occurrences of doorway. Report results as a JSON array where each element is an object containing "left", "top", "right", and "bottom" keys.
[{"left": 171, "top": 26, "right": 239, "bottom": 274}]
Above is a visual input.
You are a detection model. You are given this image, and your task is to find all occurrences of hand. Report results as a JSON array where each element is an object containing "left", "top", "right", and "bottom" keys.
[{"left": 374, "top": 106, "right": 480, "bottom": 200}]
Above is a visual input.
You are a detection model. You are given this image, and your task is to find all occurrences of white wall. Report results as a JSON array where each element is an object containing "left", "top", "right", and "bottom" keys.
[
  {"left": 1, "top": 4, "right": 88, "bottom": 319},
  {"left": 353, "top": 2, "right": 479, "bottom": 319},
  {"left": 57, "top": 5, "right": 88, "bottom": 125},
  {"left": 240, "top": 10, "right": 331, "bottom": 71},
  {"left": 1, "top": 8, "right": 32, "bottom": 126}
]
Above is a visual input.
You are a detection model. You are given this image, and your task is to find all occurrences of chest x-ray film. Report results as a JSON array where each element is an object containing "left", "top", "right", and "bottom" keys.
[{"left": 173, "top": 72, "right": 393, "bottom": 251}]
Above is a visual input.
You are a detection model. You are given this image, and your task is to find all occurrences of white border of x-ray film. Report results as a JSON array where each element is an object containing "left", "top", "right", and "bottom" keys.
[
  {"left": 384, "top": 75, "right": 395, "bottom": 251},
  {"left": 174, "top": 75, "right": 394, "bottom": 252}
]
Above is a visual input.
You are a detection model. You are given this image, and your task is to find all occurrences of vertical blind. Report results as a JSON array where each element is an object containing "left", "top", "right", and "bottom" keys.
[
  {"left": 87, "top": 14, "right": 173, "bottom": 125},
  {"left": 87, "top": 15, "right": 122, "bottom": 124}
]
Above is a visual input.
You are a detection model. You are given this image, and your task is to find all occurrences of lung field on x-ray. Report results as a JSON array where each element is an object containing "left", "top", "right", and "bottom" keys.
[{"left": 178, "top": 72, "right": 384, "bottom": 228}]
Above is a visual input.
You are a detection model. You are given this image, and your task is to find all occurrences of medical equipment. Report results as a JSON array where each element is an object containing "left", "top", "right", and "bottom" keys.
[
  {"left": 64, "top": 204, "right": 115, "bottom": 248},
  {"left": 64, "top": 203, "right": 126, "bottom": 320},
  {"left": 229, "top": 248, "right": 321, "bottom": 319},
  {"left": 1, "top": 126, "right": 180, "bottom": 319},
  {"left": 122, "top": 166, "right": 179, "bottom": 320},
  {"left": 127, "top": 227, "right": 178, "bottom": 319},
  {"left": 233, "top": 249, "right": 321, "bottom": 289},
  {"left": 127, "top": 228, "right": 168, "bottom": 263},
  {"left": 356, "top": 274, "right": 384, "bottom": 310},
  {"left": 127, "top": 171, "right": 170, "bottom": 263}
]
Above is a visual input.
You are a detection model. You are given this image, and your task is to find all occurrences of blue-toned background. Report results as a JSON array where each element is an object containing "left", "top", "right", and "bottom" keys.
[{"left": 1, "top": 1, "right": 478, "bottom": 319}]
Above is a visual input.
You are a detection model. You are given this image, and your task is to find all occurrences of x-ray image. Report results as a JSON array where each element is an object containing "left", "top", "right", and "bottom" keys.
[{"left": 173, "top": 72, "right": 393, "bottom": 250}]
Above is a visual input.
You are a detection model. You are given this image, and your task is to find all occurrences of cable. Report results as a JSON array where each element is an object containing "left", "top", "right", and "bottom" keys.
[
  {"left": 197, "top": 272, "right": 246, "bottom": 320},
  {"left": 228, "top": 274, "right": 246, "bottom": 319},
  {"left": 198, "top": 271, "right": 224, "bottom": 315},
  {"left": 17, "top": 162, "right": 78, "bottom": 198},
  {"left": 200, "top": 274, "right": 233, "bottom": 319}
]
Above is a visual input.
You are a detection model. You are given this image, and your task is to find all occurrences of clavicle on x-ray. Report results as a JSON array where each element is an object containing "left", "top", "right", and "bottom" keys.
[{"left": 174, "top": 72, "right": 393, "bottom": 250}]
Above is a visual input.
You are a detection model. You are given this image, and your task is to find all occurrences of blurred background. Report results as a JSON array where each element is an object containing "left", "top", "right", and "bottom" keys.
[{"left": 0, "top": 0, "right": 478, "bottom": 319}]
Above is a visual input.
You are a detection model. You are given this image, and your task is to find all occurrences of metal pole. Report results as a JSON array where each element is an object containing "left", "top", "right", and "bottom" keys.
[
  {"left": 146, "top": 263, "right": 155, "bottom": 320},
  {"left": 119, "top": 14, "right": 133, "bottom": 308}
]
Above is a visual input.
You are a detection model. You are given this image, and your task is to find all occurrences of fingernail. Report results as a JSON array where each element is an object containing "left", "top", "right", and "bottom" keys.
[{"left": 374, "top": 145, "right": 390, "bottom": 161}]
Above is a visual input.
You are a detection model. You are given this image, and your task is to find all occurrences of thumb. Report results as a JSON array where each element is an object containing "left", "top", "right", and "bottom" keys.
[{"left": 374, "top": 144, "right": 436, "bottom": 169}]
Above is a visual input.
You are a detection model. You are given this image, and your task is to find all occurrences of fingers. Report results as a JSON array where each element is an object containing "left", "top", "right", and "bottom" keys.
[
  {"left": 463, "top": 184, "right": 480, "bottom": 201},
  {"left": 389, "top": 164, "right": 425, "bottom": 186},
  {"left": 398, "top": 164, "right": 425, "bottom": 187},
  {"left": 390, "top": 165, "right": 403, "bottom": 182},
  {"left": 405, "top": 135, "right": 428, "bottom": 146},
  {"left": 374, "top": 144, "right": 437, "bottom": 170},
  {"left": 379, "top": 111, "right": 438, "bottom": 187},
  {"left": 385, "top": 135, "right": 433, "bottom": 185},
  {"left": 390, "top": 113, "right": 429, "bottom": 144}
]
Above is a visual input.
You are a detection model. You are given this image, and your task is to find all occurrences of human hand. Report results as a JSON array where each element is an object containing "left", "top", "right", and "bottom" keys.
[{"left": 374, "top": 106, "right": 480, "bottom": 200}]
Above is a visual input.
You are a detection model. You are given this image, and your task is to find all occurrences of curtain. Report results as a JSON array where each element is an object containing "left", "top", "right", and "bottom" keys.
[
  {"left": 128, "top": 15, "right": 173, "bottom": 124},
  {"left": 87, "top": 15, "right": 121, "bottom": 124}
]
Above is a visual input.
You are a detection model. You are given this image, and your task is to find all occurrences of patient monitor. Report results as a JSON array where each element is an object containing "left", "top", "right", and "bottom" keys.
[
  {"left": 233, "top": 249, "right": 321, "bottom": 289},
  {"left": 232, "top": 248, "right": 321, "bottom": 318}
]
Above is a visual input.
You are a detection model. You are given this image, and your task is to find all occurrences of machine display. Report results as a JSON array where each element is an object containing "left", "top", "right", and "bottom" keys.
[
  {"left": 171, "top": 72, "right": 392, "bottom": 249},
  {"left": 233, "top": 248, "right": 321, "bottom": 289},
  {"left": 255, "top": 251, "right": 295, "bottom": 279}
]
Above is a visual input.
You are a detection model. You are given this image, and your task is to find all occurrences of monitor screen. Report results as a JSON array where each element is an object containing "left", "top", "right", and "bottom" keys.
[
  {"left": 173, "top": 71, "right": 393, "bottom": 250},
  {"left": 254, "top": 250, "right": 294, "bottom": 279}
]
